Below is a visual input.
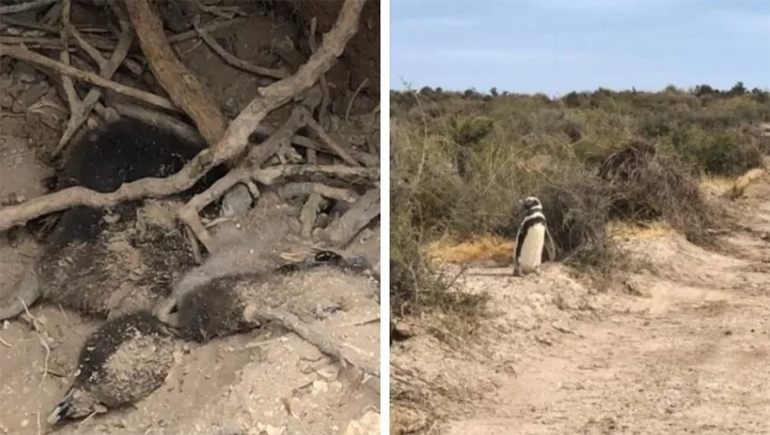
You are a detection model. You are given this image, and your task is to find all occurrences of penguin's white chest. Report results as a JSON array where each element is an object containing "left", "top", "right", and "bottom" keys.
[{"left": 518, "top": 223, "right": 545, "bottom": 272}]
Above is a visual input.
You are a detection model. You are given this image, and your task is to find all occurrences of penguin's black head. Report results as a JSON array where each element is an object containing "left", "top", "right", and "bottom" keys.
[{"left": 520, "top": 196, "right": 542, "bottom": 212}]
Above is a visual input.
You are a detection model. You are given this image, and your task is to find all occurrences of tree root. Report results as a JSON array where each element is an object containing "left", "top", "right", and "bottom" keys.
[
  {"left": 124, "top": 0, "right": 227, "bottom": 146},
  {"left": 255, "top": 306, "right": 380, "bottom": 379},
  {"left": 0, "top": 0, "right": 368, "bottom": 231}
]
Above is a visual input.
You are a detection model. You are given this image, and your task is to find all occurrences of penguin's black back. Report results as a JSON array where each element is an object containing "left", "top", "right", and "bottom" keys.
[
  {"left": 176, "top": 273, "right": 260, "bottom": 343},
  {"left": 45, "top": 118, "right": 225, "bottom": 256},
  {"left": 75, "top": 311, "right": 169, "bottom": 386}
]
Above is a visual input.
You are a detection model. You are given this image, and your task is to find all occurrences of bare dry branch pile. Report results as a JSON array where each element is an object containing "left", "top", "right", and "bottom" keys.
[{"left": 0, "top": 0, "right": 380, "bottom": 401}]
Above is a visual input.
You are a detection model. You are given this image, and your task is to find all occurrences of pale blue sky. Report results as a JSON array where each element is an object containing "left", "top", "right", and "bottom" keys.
[{"left": 391, "top": 0, "right": 770, "bottom": 95}]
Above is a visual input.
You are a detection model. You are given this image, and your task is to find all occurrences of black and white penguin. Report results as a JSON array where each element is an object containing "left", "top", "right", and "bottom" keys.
[
  {"left": 513, "top": 196, "right": 556, "bottom": 277},
  {"left": 47, "top": 310, "right": 174, "bottom": 426}
]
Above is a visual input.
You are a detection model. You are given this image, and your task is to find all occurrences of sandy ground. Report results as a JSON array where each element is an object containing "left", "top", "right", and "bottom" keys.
[
  {"left": 392, "top": 162, "right": 770, "bottom": 435},
  {"left": 0, "top": 2, "right": 380, "bottom": 434}
]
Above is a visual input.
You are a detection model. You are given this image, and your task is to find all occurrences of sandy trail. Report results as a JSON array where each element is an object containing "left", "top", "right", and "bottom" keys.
[{"left": 393, "top": 163, "right": 770, "bottom": 435}]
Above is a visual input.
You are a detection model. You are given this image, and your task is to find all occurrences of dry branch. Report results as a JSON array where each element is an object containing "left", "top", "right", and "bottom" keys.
[
  {"left": 0, "top": 35, "right": 119, "bottom": 51},
  {"left": 125, "top": 0, "right": 227, "bottom": 146},
  {"left": 0, "top": 0, "right": 367, "bottom": 231},
  {"left": 54, "top": 2, "right": 133, "bottom": 154},
  {"left": 306, "top": 116, "right": 361, "bottom": 166},
  {"left": 194, "top": 17, "right": 288, "bottom": 80},
  {"left": 253, "top": 124, "right": 378, "bottom": 167},
  {"left": 255, "top": 306, "right": 380, "bottom": 378},
  {"left": 323, "top": 188, "right": 380, "bottom": 248},
  {"left": 0, "top": 0, "right": 57, "bottom": 14},
  {"left": 111, "top": 102, "right": 206, "bottom": 146},
  {"left": 277, "top": 182, "right": 359, "bottom": 203},
  {"left": 0, "top": 44, "right": 177, "bottom": 110}
]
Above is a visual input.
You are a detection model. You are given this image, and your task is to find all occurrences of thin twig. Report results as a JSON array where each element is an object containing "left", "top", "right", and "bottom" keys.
[
  {"left": 346, "top": 78, "right": 369, "bottom": 123},
  {"left": 0, "top": 44, "right": 178, "bottom": 111},
  {"left": 194, "top": 16, "right": 288, "bottom": 79},
  {"left": 0, "top": 0, "right": 57, "bottom": 14},
  {"left": 305, "top": 116, "right": 361, "bottom": 166},
  {"left": 19, "top": 299, "right": 50, "bottom": 435},
  {"left": 54, "top": 3, "right": 133, "bottom": 155},
  {"left": 309, "top": 17, "right": 331, "bottom": 130}
]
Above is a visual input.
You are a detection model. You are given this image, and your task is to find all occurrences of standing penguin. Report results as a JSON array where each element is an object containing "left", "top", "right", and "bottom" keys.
[
  {"left": 513, "top": 196, "right": 556, "bottom": 277},
  {"left": 47, "top": 311, "right": 174, "bottom": 426}
]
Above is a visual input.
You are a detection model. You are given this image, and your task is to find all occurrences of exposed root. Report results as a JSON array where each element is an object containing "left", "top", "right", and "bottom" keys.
[
  {"left": 0, "top": 44, "right": 178, "bottom": 111},
  {"left": 193, "top": 15, "right": 288, "bottom": 80},
  {"left": 125, "top": 0, "right": 227, "bottom": 146},
  {"left": 0, "top": 0, "right": 368, "bottom": 231},
  {"left": 322, "top": 188, "right": 380, "bottom": 248},
  {"left": 54, "top": 0, "right": 133, "bottom": 156},
  {"left": 256, "top": 306, "right": 380, "bottom": 379}
]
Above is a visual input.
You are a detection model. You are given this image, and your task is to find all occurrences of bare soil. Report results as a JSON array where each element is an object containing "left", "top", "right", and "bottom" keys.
[
  {"left": 392, "top": 161, "right": 770, "bottom": 435},
  {"left": 0, "top": 1, "right": 380, "bottom": 434}
]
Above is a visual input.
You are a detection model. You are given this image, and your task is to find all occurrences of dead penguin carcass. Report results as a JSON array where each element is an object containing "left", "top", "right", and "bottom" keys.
[
  {"left": 47, "top": 310, "right": 174, "bottom": 426},
  {"left": 0, "top": 118, "right": 225, "bottom": 320},
  {"left": 160, "top": 250, "right": 378, "bottom": 343}
]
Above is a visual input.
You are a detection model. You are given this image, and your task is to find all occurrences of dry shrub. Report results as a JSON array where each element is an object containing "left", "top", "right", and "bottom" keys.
[
  {"left": 390, "top": 183, "right": 489, "bottom": 321},
  {"left": 599, "top": 140, "right": 722, "bottom": 242},
  {"left": 530, "top": 164, "right": 616, "bottom": 269}
]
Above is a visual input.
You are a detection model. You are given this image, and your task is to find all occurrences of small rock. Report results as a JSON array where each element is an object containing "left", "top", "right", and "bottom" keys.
[
  {"left": 20, "top": 419, "right": 28, "bottom": 428},
  {"left": 341, "top": 410, "right": 380, "bottom": 435},
  {"left": 221, "top": 183, "right": 253, "bottom": 218},
  {"left": 317, "top": 366, "right": 339, "bottom": 380},
  {"left": 12, "top": 81, "right": 49, "bottom": 113},
  {"left": 312, "top": 380, "right": 328, "bottom": 394},
  {"left": 12, "top": 61, "right": 38, "bottom": 83}
]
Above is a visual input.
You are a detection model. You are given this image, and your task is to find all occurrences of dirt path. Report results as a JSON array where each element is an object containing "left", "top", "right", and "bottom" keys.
[{"left": 392, "top": 164, "right": 770, "bottom": 435}]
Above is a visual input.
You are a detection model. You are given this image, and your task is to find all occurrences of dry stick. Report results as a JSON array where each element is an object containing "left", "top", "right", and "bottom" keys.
[
  {"left": 58, "top": 0, "right": 79, "bottom": 134},
  {"left": 277, "top": 182, "right": 360, "bottom": 203},
  {"left": 305, "top": 116, "right": 361, "bottom": 166},
  {"left": 308, "top": 17, "right": 331, "bottom": 130},
  {"left": 169, "top": 17, "right": 246, "bottom": 43},
  {"left": 54, "top": 9, "right": 133, "bottom": 154},
  {"left": 111, "top": 101, "right": 206, "bottom": 146},
  {"left": 125, "top": 0, "right": 227, "bottom": 146},
  {"left": 346, "top": 78, "right": 369, "bottom": 123},
  {"left": 0, "top": 18, "right": 242, "bottom": 50},
  {"left": 0, "top": 44, "right": 177, "bottom": 111},
  {"left": 0, "top": 35, "right": 119, "bottom": 51},
  {"left": 323, "top": 188, "right": 380, "bottom": 248},
  {"left": 194, "top": 17, "right": 288, "bottom": 80},
  {"left": 253, "top": 124, "right": 379, "bottom": 167},
  {"left": 256, "top": 306, "right": 380, "bottom": 379},
  {"left": 0, "top": 0, "right": 367, "bottom": 231},
  {"left": 0, "top": 0, "right": 57, "bottom": 14}
]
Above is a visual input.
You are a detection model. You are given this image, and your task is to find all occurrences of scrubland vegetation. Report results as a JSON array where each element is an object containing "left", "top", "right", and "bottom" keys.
[{"left": 390, "top": 83, "right": 770, "bottom": 323}]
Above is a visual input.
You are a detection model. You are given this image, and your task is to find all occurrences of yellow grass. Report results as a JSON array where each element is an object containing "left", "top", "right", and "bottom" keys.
[
  {"left": 700, "top": 168, "right": 765, "bottom": 196},
  {"left": 426, "top": 234, "right": 513, "bottom": 264}
]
